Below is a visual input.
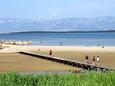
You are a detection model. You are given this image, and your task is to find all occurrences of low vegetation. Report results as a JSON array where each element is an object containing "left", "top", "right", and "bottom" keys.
[{"left": 0, "top": 71, "right": 114, "bottom": 86}]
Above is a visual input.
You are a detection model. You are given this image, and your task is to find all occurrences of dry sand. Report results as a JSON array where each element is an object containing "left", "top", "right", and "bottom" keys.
[{"left": 1, "top": 45, "right": 115, "bottom": 53}]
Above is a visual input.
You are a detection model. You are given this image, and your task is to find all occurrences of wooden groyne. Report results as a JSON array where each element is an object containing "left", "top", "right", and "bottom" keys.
[{"left": 19, "top": 51, "right": 115, "bottom": 71}]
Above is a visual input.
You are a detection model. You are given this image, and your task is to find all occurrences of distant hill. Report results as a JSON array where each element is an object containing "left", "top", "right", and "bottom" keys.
[
  {"left": 0, "top": 16, "right": 115, "bottom": 33},
  {"left": 10, "top": 30, "right": 115, "bottom": 34}
]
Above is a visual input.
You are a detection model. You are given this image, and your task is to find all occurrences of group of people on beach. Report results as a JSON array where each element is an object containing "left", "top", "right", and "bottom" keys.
[{"left": 85, "top": 55, "right": 100, "bottom": 66}]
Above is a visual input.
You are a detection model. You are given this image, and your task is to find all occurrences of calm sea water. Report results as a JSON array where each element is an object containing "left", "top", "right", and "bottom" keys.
[{"left": 0, "top": 32, "right": 115, "bottom": 46}]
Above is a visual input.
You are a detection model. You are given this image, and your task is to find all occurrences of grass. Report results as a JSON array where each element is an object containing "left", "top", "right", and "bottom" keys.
[{"left": 0, "top": 71, "right": 114, "bottom": 86}]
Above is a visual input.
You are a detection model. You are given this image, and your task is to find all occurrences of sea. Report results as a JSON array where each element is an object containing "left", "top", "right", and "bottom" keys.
[{"left": 0, "top": 32, "right": 115, "bottom": 46}]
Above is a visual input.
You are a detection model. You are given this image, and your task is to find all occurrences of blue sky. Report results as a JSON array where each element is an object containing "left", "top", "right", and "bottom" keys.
[{"left": 0, "top": 0, "right": 115, "bottom": 19}]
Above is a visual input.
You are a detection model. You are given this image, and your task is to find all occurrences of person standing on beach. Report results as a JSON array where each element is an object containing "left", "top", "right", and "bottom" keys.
[
  {"left": 96, "top": 56, "right": 100, "bottom": 66},
  {"left": 49, "top": 49, "right": 53, "bottom": 55},
  {"left": 59, "top": 42, "right": 63, "bottom": 46},
  {"left": 85, "top": 55, "right": 89, "bottom": 64},
  {"left": 92, "top": 56, "right": 96, "bottom": 66}
]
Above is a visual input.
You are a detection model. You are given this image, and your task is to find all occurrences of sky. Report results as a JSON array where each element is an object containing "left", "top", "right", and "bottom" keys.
[
  {"left": 0, "top": 0, "right": 115, "bottom": 33},
  {"left": 0, "top": 0, "right": 115, "bottom": 19}
]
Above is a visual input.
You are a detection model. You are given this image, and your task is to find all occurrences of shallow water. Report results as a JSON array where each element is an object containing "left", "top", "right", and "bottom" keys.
[{"left": 0, "top": 32, "right": 115, "bottom": 46}]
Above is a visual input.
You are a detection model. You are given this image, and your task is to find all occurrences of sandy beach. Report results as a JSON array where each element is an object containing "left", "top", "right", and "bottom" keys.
[
  {"left": 1, "top": 44, "right": 115, "bottom": 53},
  {"left": 0, "top": 53, "right": 78, "bottom": 72},
  {"left": 0, "top": 45, "right": 115, "bottom": 72}
]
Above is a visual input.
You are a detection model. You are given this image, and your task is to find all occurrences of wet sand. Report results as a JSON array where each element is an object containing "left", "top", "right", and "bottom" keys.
[
  {"left": 34, "top": 51, "right": 115, "bottom": 68},
  {"left": 0, "top": 53, "right": 78, "bottom": 72},
  {"left": 0, "top": 45, "right": 115, "bottom": 71}
]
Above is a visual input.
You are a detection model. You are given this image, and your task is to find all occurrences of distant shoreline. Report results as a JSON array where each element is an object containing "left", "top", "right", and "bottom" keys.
[{"left": 8, "top": 30, "right": 115, "bottom": 34}]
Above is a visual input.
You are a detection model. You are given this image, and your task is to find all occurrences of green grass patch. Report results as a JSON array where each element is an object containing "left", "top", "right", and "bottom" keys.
[{"left": 0, "top": 71, "right": 114, "bottom": 86}]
